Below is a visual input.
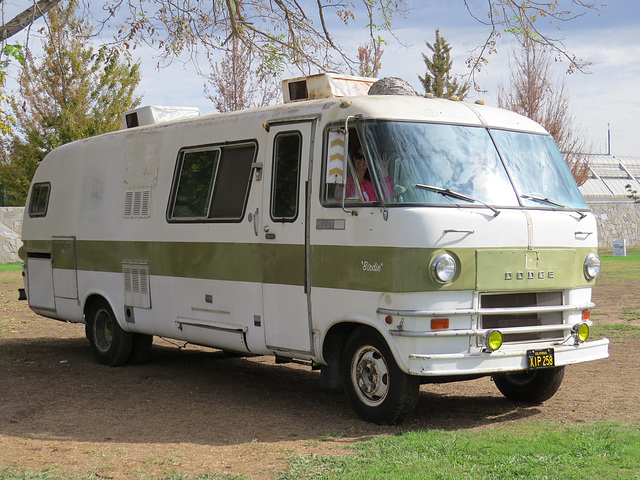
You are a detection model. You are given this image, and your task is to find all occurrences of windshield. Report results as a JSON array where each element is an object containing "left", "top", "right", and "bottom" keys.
[
  {"left": 490, "top": 129, "right": 587, "bottom": 208},
  {"left": 358, "top": 120, "right": 587, "bottom": 209}
]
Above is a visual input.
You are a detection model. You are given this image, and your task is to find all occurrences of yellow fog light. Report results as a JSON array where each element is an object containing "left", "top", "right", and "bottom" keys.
[
  {"left": 484, "top": 330, "right": 503, "bottom": 352},
  {"left": 572, "top": 323, "right": 590, "bottom": 343}
]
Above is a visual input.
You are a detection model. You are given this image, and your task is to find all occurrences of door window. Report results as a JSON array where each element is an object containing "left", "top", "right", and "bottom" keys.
[{"left": 271, "top": 132, "right": 302, "bottom": 222}]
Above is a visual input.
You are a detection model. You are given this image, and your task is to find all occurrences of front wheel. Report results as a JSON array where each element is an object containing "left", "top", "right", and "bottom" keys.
[
  {"left": 493, "top": 366, "right": 565, "bottom": 403},
  {"left": 86, "top": 299, "right": 134, "bottom": 367},
  {"left": 341, "top": 327, "right": 420, "bottom": 425}
]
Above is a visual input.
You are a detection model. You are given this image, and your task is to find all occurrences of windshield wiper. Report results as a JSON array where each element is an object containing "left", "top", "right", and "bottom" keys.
[
  {"left": 415, "top": 184, "right": 500, "bottom": 217},
  {"left": 521, "top": 194, "right": 586, "bottom": 219}
]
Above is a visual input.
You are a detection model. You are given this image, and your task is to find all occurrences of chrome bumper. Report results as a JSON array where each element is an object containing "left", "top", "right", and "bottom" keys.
[{"left": 407, "top": 338, "right": 610, "bottom": 376}]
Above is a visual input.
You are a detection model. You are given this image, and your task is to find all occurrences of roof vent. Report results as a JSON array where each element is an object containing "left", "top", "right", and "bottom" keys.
[
  {"left": 282, "top": 73, "right": 376, "bottom": 103},
  {"left": 121, "top": 105, "right": 201, "bottom": 129}
]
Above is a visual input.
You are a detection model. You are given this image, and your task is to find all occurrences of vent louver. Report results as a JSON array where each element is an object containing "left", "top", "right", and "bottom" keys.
[
  {"left": 123, "top": 262, "right": 151, "bottom": 309},
  {"left": 124, "top": 189, "right": 151, "bottom": 218}
]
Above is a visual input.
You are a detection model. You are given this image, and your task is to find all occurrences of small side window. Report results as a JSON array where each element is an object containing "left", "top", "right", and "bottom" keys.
[
  {"left": 271, "top": 132, "right": 302, "bottom": 221},
  {"left": 29, "top": 183, "right": 51, "bottom": 217}
]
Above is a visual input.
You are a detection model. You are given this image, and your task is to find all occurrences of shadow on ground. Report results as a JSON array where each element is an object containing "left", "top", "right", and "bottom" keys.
[{"left": 0, "top": 335, "right": 542, "bottom": 446}]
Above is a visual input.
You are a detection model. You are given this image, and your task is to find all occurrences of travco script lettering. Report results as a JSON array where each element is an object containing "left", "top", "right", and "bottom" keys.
[{"left": 362, "top": 261, "right": 383, "bottom": 272}]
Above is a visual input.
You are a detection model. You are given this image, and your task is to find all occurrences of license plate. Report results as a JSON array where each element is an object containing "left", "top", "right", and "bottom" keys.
[{"left": 527, "top": 348, "right": 555, "bottom": 370}]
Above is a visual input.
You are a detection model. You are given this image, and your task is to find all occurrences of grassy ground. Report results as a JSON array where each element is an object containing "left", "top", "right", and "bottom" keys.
[{"left": 277, "top": 422, "right": 640, "bottom": 480}]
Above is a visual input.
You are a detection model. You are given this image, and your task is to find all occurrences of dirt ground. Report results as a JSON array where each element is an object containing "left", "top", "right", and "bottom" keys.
[{"left": 0, "top": 265, "right": 639, "bottom": 480}]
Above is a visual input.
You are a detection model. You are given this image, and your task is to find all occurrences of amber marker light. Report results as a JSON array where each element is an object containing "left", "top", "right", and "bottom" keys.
[
  {"left": 582, "top": 310, "right": 591, "bottom": 321},
  {"left": 431, "top": 318, "right": 450, "bottom": 330}
]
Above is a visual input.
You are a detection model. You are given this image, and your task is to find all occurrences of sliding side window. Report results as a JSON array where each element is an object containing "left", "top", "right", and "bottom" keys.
[{"left": 168, "top": 142, "right": 257, "bottom": 222}]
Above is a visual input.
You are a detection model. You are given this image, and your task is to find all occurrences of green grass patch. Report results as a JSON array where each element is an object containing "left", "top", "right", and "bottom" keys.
[
  {"left": 0, "top": 262, "right": 22, "bottom": 273},
  {"left": 621, "top": 306, "right": 640, "bottom": 321},
  {"left": 277, "top": 422, "right": 640, "bottom": 480},
  {"left": 591, "top": 323, "right": 640, "bottom": 341},
  {"left": 597, "top": 253, "right": 640, "bottom": 281}
]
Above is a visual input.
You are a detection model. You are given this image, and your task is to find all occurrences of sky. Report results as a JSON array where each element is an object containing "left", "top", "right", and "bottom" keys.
[{"left": 4, "top": 0, "right": 640, "bottom": 155}]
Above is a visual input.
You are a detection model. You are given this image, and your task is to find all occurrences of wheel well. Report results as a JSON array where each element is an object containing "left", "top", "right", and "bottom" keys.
[
  {"left": 322, "top": 322, "right": 389, "bottom": 364},
  {"left": 83, "top": 294, "right": 106, "bottom": 322}
]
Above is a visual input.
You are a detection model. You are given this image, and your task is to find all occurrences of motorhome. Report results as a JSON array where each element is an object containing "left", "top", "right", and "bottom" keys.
[{"left": 20, "top": 73, "right": 609, "bottom": 424}]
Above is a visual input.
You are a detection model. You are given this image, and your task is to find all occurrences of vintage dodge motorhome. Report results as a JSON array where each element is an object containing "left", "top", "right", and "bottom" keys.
[{"left": 20, "top": 74, "right": 609, "bottom": 424}]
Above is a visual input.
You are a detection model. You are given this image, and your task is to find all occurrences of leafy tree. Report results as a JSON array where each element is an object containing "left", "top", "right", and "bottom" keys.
[
  {"left": 497, "top": 37, "right": 591, "bottom": 185},
  {"left": 418, "top": 28, "right": 469, "bottom": 99},
  {"left": 0, "top": 0, "right": 141, "bottom": 205}
]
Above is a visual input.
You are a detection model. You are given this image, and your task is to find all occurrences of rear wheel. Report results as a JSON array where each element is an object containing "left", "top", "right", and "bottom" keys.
[
  {"left": 493, "top": 366, "right": 565, "bottom": 403},
  {"left": 86, "top": 299, "right": 133, "bottom": 366},
  {"left": 341, "top": 327, "right": 419, "bottom": 425}
]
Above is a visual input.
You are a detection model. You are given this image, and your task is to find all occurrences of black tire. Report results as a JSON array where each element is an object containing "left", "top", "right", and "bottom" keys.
[
  {"left": 493, "top": 366, "right": 565, "bottom": 403},
  {"left": 86, "top": 299, "right": 134, "bottom": 367},
  {"left": 128, "top": 333, "right": 153, "bottom": 365},
  {"left": 341, "top": 327, "right": 420, "bottom": 425}
]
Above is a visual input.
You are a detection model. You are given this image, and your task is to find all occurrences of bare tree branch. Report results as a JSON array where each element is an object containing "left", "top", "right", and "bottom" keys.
[{"left": 0, "top": 0, "right": 63, "bottom": 42}]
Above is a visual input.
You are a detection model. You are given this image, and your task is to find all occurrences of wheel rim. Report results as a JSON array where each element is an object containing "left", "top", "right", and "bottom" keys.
[
  {"left": 94, "top": 308, "right": 114, "bottom": 353},
  {"left": 351, "top": 345, "right": 390, "bottom": 407}
]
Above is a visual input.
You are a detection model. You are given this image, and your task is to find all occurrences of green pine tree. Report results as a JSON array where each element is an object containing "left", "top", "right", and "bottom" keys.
[
  {"left": 0, "top": 0, "right": 141, "bottom": 205},
  {"left": 418, "top": 28, "right": 469, "bottom": 100}
]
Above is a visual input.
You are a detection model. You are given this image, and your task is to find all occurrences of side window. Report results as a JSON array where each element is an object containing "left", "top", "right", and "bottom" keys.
[
  {"left": 29, "top": 182, "right": 51, "bottom": 217},
  {"left": 271, "top": 132, "right": 302, "bottom": 221},
  {"left": 171, "top": 149, "right": 219, "bottom": 219},
  {"left": 209, "top": 144, "right": 256, "bottom": 220},
  {"left": 168, "top": 142, "right": 256, "bottom": 222},
  {"left": 323, "top": 127, "right": 370, "bottom": 205}
]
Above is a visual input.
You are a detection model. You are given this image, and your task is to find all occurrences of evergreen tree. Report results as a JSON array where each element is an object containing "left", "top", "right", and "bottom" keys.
[
  {"left": 418, "top": 28, "right": 469, "bottom": 99},
  {"left": 0, "top": 0, "right": 141, "bottom": 205}
]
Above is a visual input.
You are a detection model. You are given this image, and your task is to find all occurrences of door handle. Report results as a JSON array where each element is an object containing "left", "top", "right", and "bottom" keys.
[{"left": 252, "top": 208, "right": 259, "bottom": 236}]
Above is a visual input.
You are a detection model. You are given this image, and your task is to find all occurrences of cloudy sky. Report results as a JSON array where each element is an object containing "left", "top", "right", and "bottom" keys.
[{"left": 6, "top": 1, "right": 640, "bottom": 155}]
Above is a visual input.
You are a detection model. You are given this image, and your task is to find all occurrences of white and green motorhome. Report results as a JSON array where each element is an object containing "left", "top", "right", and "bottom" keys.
[{"left": 20, "top": 73, "right": 609, "bottom": 424}]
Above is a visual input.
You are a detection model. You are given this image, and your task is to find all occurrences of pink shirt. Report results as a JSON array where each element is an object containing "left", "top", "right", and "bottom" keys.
[{"left": 346, "top": 176, "right": 395, "bottom": 202}]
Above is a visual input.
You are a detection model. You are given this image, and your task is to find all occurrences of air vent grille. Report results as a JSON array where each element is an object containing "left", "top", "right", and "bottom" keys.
[
  {"left": 123, "top": 262, "right": 151, "bottom": 309},
  {"left": 124, "top": 189, "right": 151, "bottom": 218}
]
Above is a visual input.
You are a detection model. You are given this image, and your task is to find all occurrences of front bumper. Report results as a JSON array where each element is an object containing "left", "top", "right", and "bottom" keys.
[{"left": 407, "top": 338, "right": 610, "bottom": 376}]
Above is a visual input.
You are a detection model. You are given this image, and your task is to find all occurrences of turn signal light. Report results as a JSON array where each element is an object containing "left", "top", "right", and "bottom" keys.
[{"left": 431, "top": 318, "right": 450, "bottom": 330}]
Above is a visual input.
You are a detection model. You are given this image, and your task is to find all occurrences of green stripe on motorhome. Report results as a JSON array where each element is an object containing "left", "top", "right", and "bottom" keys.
[{"left": 23, "top": 239, "right": 596, "bottom": 292}]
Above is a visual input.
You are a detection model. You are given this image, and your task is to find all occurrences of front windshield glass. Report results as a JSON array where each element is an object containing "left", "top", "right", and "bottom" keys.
[
  {"left": 490, "top": 129, "right": 587, "bottom": 208},
  {"left": 360, "top": 121, "right": 518, "bottom": 206}
]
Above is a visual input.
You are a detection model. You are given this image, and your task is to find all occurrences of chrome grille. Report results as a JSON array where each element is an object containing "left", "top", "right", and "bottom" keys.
[{"left": 480, "top": 292, "right": 564, "bottom": 343}]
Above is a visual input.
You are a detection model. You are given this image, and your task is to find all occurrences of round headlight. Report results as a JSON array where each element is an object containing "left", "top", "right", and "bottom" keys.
[
  {"left": 583, "top": 253, "right": 601, "bottom": 280},
  {"left": 431, "top": 253, "right": 457, "bottom": 284}
]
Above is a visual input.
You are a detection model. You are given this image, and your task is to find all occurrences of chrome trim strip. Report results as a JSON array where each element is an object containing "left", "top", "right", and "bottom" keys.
[
  {"left": 378, "top": 302, "right": 594, "bottom": 318},
  {"left": 390, "top": 323, "right": 571, "bottom": 337}
]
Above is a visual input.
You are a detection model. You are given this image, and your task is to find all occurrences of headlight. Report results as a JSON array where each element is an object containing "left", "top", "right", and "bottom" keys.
[
  {"left": 431, "top": 253, "right": 457, "bottom": 284},
  {"left": 583, "top": 253, "right": 601, "bottom": 280}
]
